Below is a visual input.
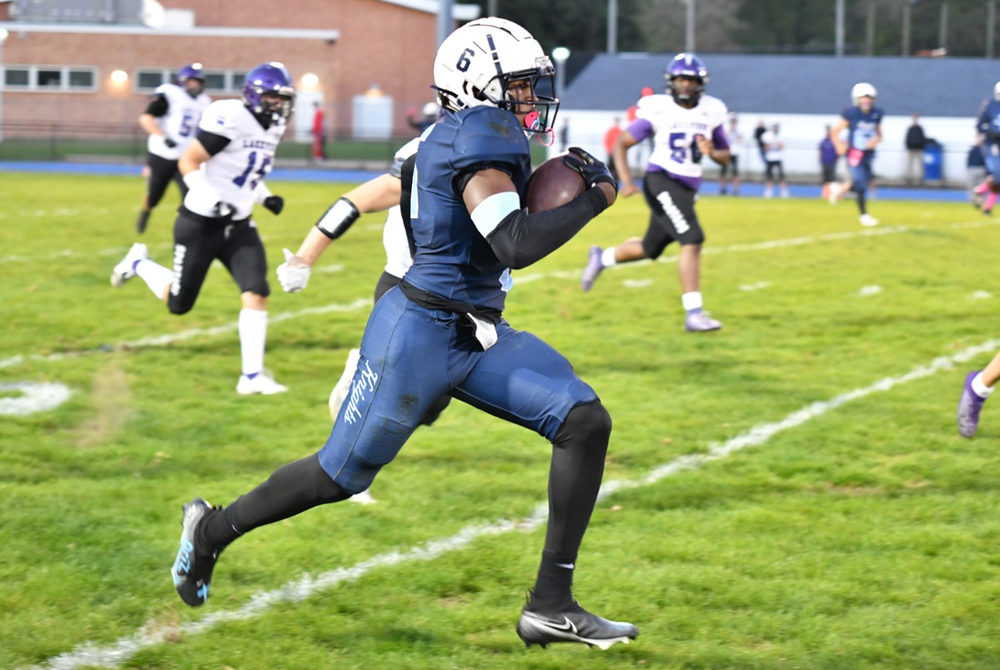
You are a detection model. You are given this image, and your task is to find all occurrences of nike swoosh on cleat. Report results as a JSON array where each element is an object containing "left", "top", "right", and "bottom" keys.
[{"left": 535, "top": 615, "right": 577, "bottom": 635}]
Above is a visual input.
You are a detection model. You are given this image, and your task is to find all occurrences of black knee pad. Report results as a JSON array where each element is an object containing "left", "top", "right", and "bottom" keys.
[
  {"left": 554, "top": 400, "right": 612, "bottom": 453},
  {"left": 167, "top": 298, "right": 195, "bottom": 316}
]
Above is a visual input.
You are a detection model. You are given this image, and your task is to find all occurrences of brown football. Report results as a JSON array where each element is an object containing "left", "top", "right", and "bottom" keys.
[{"left": 526, "top": 153, "right": 586, "bottom": 213}]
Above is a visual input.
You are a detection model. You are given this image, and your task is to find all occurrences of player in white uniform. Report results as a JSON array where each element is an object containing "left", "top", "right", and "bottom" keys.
[
  {"left": 719, "top": 113, "right": 741, "bottom": 195},
  {"left": 581, "top": 53, "right": 730, "bottom": 332},
  {"left": 276, "top": 137, "right": 454, "bottom": 426},
  {"left": 111, "top": 63, "right": 294, "bottom": 395},
  {"left": 136, "top": 63, "right": 212, "bottom": 234}
]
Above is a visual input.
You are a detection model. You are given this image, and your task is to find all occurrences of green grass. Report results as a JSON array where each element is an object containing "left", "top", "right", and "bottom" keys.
[{"left": 2, "top": 173, "right": 1000, "bottom": 669}]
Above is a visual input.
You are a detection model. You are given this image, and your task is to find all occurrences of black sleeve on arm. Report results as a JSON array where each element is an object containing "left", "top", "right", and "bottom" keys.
[
  {"left": 195, "top": 130, "right": 231, "bottom": 157},
  {"left": 144, "top": 94, "right": 169, "bottom": 117},
  {"left": 485, "top": 188, "right": 608, "bottom": 270}
]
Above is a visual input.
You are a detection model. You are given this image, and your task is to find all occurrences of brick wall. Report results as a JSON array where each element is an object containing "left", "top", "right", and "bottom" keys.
[{"left": 1, "top": 0, "right": 445, "bottom": 137}]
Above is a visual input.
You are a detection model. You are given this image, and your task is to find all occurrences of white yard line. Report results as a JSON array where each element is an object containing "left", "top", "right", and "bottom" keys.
[
  {"left": 0, "top": 299, "right": 371, "bottom": 370},
  {"left": 2, "top": 219, "right": 992, "bottom": 371},
  {"left": 22, "top": 337, "right": 998, "bottom": 670}
]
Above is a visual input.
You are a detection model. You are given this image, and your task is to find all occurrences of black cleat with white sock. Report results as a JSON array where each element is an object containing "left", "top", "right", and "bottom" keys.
[{"left": 516, "top": 597, "right": 639, "bottom": 650}]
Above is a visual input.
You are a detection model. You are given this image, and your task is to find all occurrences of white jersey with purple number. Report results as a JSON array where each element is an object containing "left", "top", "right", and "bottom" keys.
[
  {"left": 184, "top": 99, "right": 285, "bottom": 220},
  {"left": 147, "top": 83, "right": 211, "bottom": 161},
  {"left": 383, "top": 137, "right": 420, "bottom": 278},
  {"left": 628, "top": 93, "right": 729, "bottom": 191}
]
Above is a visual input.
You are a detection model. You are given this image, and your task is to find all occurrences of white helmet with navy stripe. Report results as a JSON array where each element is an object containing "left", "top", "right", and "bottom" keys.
[{"left": 433, "top": 17, "right": 559, "bottom": 134}]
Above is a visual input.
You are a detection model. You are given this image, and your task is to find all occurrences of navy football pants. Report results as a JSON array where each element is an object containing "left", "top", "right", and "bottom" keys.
[{"left": 318, "top": 288, "right": 598, "bottom": 494}]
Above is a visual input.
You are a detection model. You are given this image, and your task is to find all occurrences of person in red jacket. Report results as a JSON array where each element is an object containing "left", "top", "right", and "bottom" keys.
[{"left": 311, "top": 101, "right": 327, "bottom": 161}]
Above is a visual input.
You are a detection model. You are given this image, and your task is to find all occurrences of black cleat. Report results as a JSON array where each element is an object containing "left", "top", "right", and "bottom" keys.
[
  {"left": 136, "top": 210, "right": 151, "bottom": 234},
  {"left": 170, "top": 498, "right": 220, "bottom": 607},
  {"left": 516, "top": 598, "right": 639, "bottom": 650}
]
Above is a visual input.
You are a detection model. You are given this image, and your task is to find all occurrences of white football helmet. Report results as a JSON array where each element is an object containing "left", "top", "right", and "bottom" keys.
[
  {"left": 993, "top": 80, "right": 1000, "bottom": 102},
  {"left": 433, "top": 17, "right": 559, "bottom": 134},
  {"left": 851, "top": 82, "right": 877, "bottom": 106}
]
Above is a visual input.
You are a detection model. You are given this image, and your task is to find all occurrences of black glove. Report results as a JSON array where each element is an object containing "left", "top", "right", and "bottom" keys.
[
  {"left": 163, "top": 137, "right": 178, "bottom": 148},
  {"left": 563, "top": 146, "right": 617, "bottom": 192},
  {"left": 263, "top": 195, "right": 284, "bottom": 215}
]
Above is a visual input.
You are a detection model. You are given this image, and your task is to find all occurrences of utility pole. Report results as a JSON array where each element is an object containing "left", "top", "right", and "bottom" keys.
[
  {"left": 685, "top": 0, "right": 696, "bottom": 53},
  {"left": 487, "top": 0, "right": 497, "bottom": 17},
  {"left": 988, "top": 0, "right": 996, "bottom": 59},
  {"left": 902, "top": 0, "right": 912, "bottom": 57},
  {"left": 939, "top": 2, "right": 948, "bottom": 52},
  {"left": 437, "top": 0, "right": 453, "bottom": 47},
  {"left": 835, "top": 0, "right": 845, "bottom": 56},
  {"left": 865, "top": 0, "right": 876, "bottom": 55},
  {"left": 607, "top": 0, "right": 618, "bottom": 54}
]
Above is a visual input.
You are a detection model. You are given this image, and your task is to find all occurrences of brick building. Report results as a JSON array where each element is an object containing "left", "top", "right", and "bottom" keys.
[{"left": 0, "top": 0, "right": 479, "bottom": 146}]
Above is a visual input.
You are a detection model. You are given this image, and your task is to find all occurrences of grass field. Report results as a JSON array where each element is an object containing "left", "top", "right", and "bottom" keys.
[{"left": 3, "top": 172, "right": 1000, "bottom": 670}]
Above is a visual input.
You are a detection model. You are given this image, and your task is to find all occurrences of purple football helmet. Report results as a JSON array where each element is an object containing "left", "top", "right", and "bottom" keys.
[
  {"left": 176, "top": 63, "right": 205, "bottom": 84},
  {"left": 665, "top": 53, "right": 708, "bottom": 106},
  {"left": 243, "top": 62, "right": 296, "bottom": 122}
]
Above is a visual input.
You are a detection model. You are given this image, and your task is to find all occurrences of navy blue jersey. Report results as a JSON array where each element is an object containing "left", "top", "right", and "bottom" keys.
[
  {"left": 403, "top": 106, "right": 532, "bottom": 313},
  {"left": 841, "top": 106, "right": 884, "bottom": 154},
  {"left": 977, "top": 100, "right": 1000, "bottom": 146}
]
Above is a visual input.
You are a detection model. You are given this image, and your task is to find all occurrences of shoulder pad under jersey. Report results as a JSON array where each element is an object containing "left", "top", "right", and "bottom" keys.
[{"left": 448, "top": 107, "right": 530, "bottom": 173}]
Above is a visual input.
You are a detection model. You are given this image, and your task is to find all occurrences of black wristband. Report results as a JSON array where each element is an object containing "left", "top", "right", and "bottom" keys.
[{"left": 315, "top": 197, "right": 360, "bottom": 239}]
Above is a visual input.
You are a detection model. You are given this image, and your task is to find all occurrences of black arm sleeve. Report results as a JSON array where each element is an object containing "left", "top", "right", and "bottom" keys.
[
  {"left": 144, "top": 94, "right": 169, "bottom": 117},
  {"left": 195, "top": 130, "right": 231, "bottom": 157},
  {"left": 486, "top": 188, "right": 608, "bottom": 270}
]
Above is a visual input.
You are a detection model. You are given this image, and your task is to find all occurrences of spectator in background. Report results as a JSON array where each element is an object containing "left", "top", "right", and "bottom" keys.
[
  {"left": 558, "top": 117, "right": 570, "bottom": 152},
  {"left": 719, "top": 113, "right": 742, "bottom": 195},
  {"left": 761, "top": 123, "right": 788, "bottom": 198},
  {"left": 968, "top": 141, "right": 987, "bottom": 209},
  {"left": 820, "top": 124, "right": 839, "bottom": 199},
  {"left": 604, "top": 117, "right": 623, "bottom": 182},
  {"left": 311, "top": 101, "right": 327, "bottom": 162},
  {"left": 905, "top": 113, "right": 927, "bottom": 185},
  {"left": 407, "top": 101, "right": 440, "bottom": 134},
  {"left": 754, "top": 119, "right": 767, "bottom": 168}
]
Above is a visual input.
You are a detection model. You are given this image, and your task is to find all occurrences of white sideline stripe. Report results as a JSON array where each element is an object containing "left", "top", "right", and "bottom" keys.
[
  {"left": 1, "top": 218, "right": 991, "bottom": 370},
  {"left": 0, "top": 299, "right": 371, "bottom": 370},
  {"left": 23, "top": 337, "right": 1000, "bottom": 670}
]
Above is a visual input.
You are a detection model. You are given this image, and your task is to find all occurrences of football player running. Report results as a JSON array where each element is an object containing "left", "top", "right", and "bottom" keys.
[
  {"left": 581, "top": 53, "right": 731, "bottom": 333},
  {"left": 828, "top": 83, "right": 883, "bottom": 227},
  {"left": 169, "top": 18, "right": 638, "bottom": 650},
  {"left": 111, "top": 63, "right": 293, "bottom": 395},
  {"left": 135, "top": 63, "right": 212, "bottom": 234},
  {"left": 972, "top": 82, "right": 1000, "bottom": 215}
]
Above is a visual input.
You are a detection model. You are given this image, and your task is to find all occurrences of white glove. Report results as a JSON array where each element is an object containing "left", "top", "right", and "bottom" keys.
[{"left": 277, "top": 248, "right": 311, "bottom": 293}]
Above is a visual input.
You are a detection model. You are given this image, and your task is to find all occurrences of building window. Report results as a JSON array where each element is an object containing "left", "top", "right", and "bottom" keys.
[
  {"left": 68, "top": 69, "right": 97, "bottom": 90},
  {"left": 0, "top": 66, "right": 98, "bottom": 92},
  {"left": 36, "top": 68, "right": 63, "bottom": 88},
  {"left": 136, "top": 69, "right": 167, "bottom": 91},
  {"left": 203, "top": 72, "right": 226, "bottom": 92},
  {"left": 232, "top": 71, "right": 249, "bottom": 90},
  {"left": 134, "top": 67, "right": 249, "bottom": 94},
  {"left": 3, "top": 67, "right": 31, "bottom": 88}
]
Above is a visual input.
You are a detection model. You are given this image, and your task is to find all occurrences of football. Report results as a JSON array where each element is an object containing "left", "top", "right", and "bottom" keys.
[{"left": 526, "top": 154, "right": 586, "bottom": 213}]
